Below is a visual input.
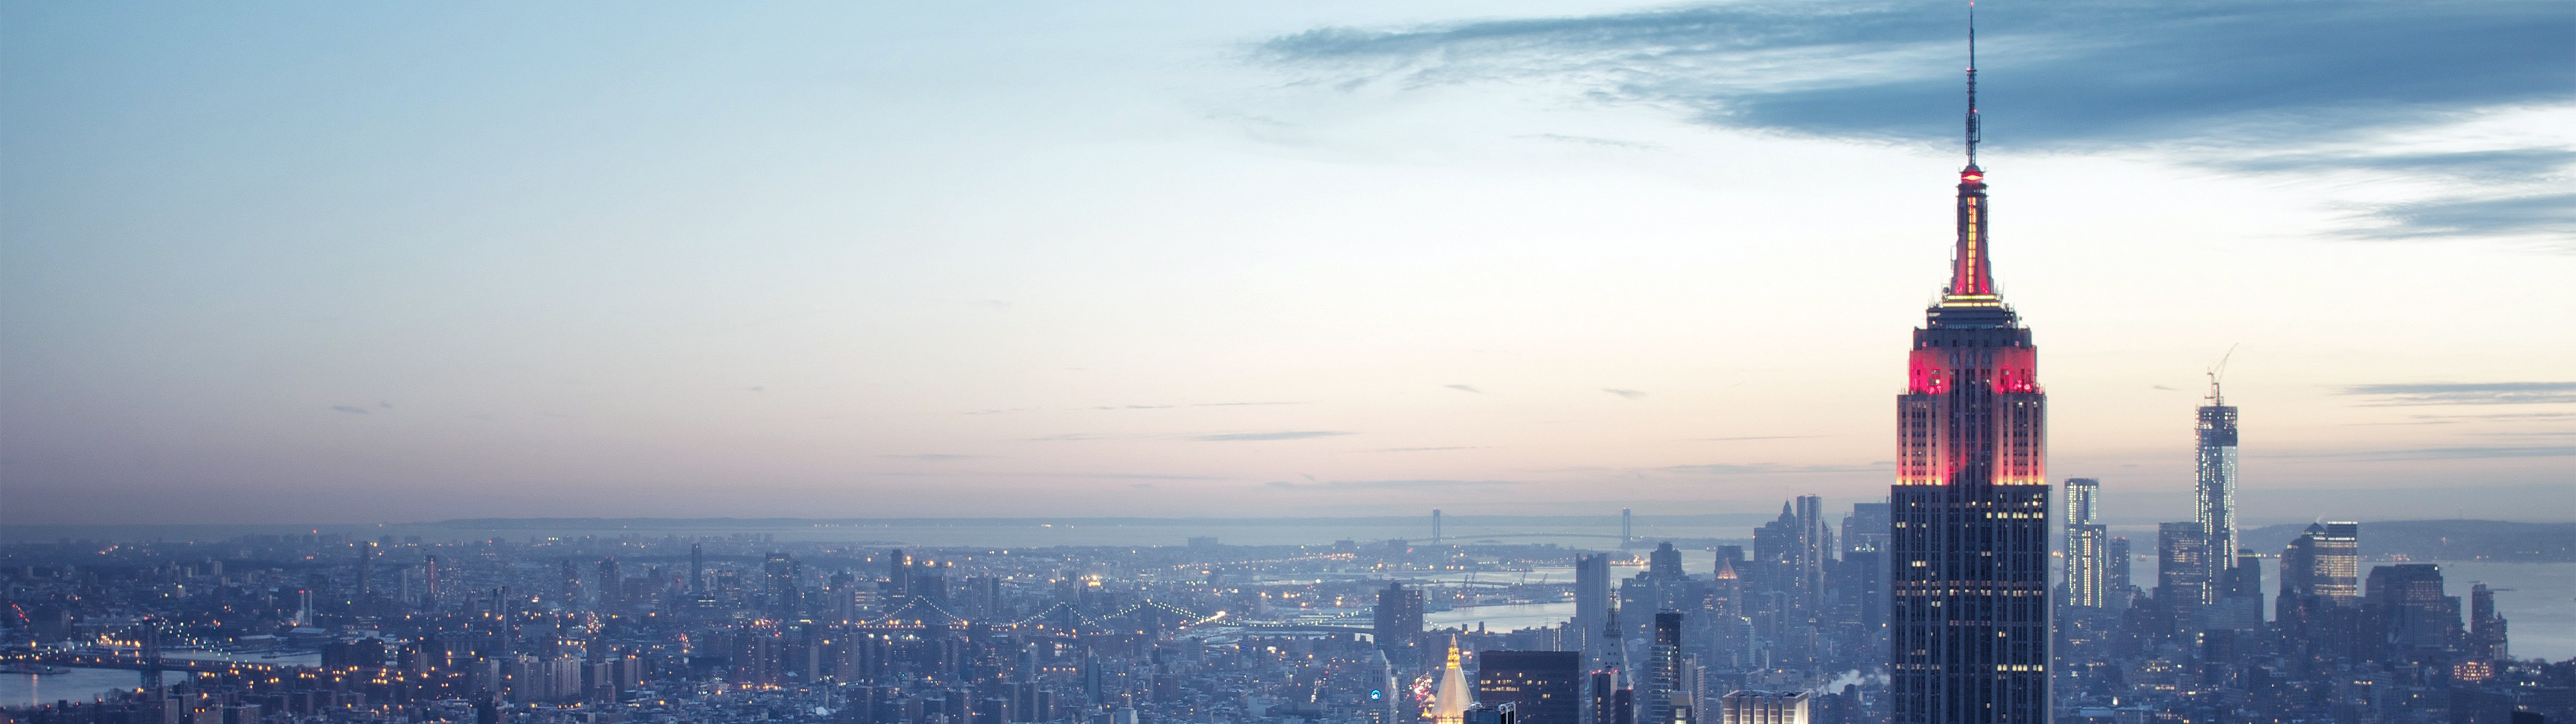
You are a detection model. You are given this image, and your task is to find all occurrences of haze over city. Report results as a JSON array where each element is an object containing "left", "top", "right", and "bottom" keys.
[{"left": 5, "top": 1, "right": 2571, "bottom": 525}]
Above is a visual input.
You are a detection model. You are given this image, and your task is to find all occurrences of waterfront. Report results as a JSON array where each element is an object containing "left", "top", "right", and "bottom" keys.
[
  {"left": 3, "top": 669, "right": 162, "bottom": 709},
  {"left": 1425, "top": 561, "right": 2575, "bottom": 660}
]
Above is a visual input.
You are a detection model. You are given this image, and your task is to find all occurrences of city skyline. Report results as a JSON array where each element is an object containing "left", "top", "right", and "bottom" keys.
[{"left": 7, "top": 0, "right": 2575, "bottom": 525}]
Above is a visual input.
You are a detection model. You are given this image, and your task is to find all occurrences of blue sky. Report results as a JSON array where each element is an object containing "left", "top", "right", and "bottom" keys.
[{"left": 3, "top": 0, "right": 2571, "bottom": 524}]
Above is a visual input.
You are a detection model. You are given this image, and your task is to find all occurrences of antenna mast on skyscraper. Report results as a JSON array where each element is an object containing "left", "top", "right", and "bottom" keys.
[{"left": 1966, "top": 2, "right": 1980, "bottom": 167}]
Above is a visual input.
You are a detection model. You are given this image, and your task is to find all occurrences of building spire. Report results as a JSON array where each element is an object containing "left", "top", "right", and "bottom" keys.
[
  {"left": 1966, "top": 2, "right": 1980, "bottom": 166},
  {"left": 1945, "top": 3, "right": 1997, "bottom": 302},
  {"left": 1431, "top": 636, "right": 1470, "bottom": 724}
]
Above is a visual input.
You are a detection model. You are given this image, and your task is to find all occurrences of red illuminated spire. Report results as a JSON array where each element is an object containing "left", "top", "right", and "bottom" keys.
[{"left": 1946, "top": 4, "right": 1997, "bottom": 302}]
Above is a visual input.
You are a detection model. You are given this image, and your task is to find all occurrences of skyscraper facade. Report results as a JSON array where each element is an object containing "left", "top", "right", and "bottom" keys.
[
  {"left": 1645, "top": 612, "right": 1683, "bottom": 724},
  {"left": 1477, "top": 651, "right": 1582, "bottom": 724},
  {"left": 1718, "top": 692, "right": 1811, "bottom": 724},
  {"left": 2311, "top": 522, "right": 2361, "bottom": 605},
  {"left": 2064, "top": 478, "right": 2108, "bottom": 609},
  {"left": 2157, "top": 522, "right": 2212, "bottom": 611},
  {"left": 2469, "top": 583, "right": 2509, "bottom": 662},
  {"left": 1576, "top": 554, "right": 1612, "bottom": 664},
  {"left": 2367, "top": 564, "right": 2462, "bottom": 656},
  {"left": 2105, "top": 537, "right": 2132, "bottom": 606},
  {"left": 1888, "top": 30, "right": 2051, "bottom": 724},
  {"left": 422, "top": 554, "right": 441, "bottom": 610},
  {"left": 1792, "top": 496, "right": 1831, "bottom": 618},
  {"left": 1377, "top": 581, "right": 1426, "bottom": 651},
  {"left": 2194, "top": 379, "right": 2241, "bottom": 597}
]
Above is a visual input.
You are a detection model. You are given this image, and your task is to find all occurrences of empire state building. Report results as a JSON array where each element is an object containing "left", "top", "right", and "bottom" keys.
[{"left": 1888, "top": 20, "right": 2052, "bottom": 724}]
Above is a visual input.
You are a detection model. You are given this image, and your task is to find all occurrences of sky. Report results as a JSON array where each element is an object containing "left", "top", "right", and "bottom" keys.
[{"left": 3, "top": 0, "right": 2572, "bottom": 526}]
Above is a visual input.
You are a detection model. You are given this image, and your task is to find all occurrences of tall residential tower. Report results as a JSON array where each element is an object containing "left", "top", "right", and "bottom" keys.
[
  {"left": 2065, "top": 478, "right": 2108, "bottom": 609},
  {"left": 1889, "top": 17, "right": 2051, "bottom": 723}
]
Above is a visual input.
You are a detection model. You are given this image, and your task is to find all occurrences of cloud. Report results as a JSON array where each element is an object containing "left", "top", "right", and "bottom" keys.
[
  {"left": 1520, "top": 133, "right": 1664, "bottom": 151},
  {"left": 1191, "top": 430, "right": 1356, "bottom": 442},
  {"left": 2217, "top": 149, "right": 2576, "bottom": 182},
  {"left": 2338, "top": 381, "right": 2576, "bottom": 406},
  {"left": 1086, "top": 401, "right": 1304, "bottom": 410},
  {"left": 331, "top": 406, "right": 370, "bottom": 415},
  {"left": 1602, "top": 388, "right": 1647, "bottom": 400},
  {"left": 1259, "top": 1, "right": 2576, "bottom": 151},
  {"left": 1360, "top": 446, "right": 1487, "bottom": 452},
  {"left": 2267, "top": 445, "right": 2576, "bottom": 461},
  {"left": 2151, "top": 384, "right": 2180, "bottom": 391},
  {"left": 1445, "top": 384, "right": 1484, "bottom": 394},
  {"left": 1259, "top": 1, "right": 2576, "bottom": 244},
  {"left": 2341, "top": 194, "right": 2576, "bottom": 241},
  {"left": 1265, "top": 478, "right": 1522, "bottom": 491},
  {"left": 1654, "top": 462, "right": 1890, "bottom": 475},
  {"left": 2345, "top": 412, "right": 2576, "bottom": 426},
  {"left": 867, "top": 470, "right": 1228, "bottom": 481},
  {"left": 881, "top": 454, "right": 994, "bottom": 461},
  {"left": 1688, "top": 435, "right": 1818, "bottom": 442}
]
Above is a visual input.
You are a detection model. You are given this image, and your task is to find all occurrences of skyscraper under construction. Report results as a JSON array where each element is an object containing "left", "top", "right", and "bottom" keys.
[
  {"left": 1889, "top": 17, "right": 2051, "bottom": 723},
  {"left": 2195, "top": 375, "right": 2242, "bottom": 602}
]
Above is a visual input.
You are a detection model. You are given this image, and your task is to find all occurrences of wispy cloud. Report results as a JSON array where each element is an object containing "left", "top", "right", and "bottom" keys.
[
  {"left": 1260, "top": 1, "right": 2574, "bottom": 149},
  {"left": 1688, "top": 435, "right": 1817, "bottom": 442},
  {"left": 2218, "top": 149, "right": 2576, "bottom": 181},
  {"left": 1265, "top": 478, "right": 1521, "bottom": 491},
  {"left": 2341, "top": 194, "right": 2576, "bottom": 241},
  {"left": 1602, "top": 388, "right": 1647, "bottom": 400},
  {"left": 868, "top": 470, "right": 1229, "bottom": 481},
  {"left": 1020, "top": 433, "right": 1124, "bottom": 442},
  {"left": 1445, "top": 384, "right": 1484, "bottom": 394},
  {"left": 1654, "top": 462, "right": 1890, "bottom": 475},
  {"left": 1520, "top": 133, "right": 1663, "bottom": 151},
  {"left": 2266, "top": 445, "right": 2576, "bottom": 461},
  {"left": 331, "top": 406, "right": 370, "bottom": 415},
  {"left": 2344, "top": 411, "right": 2576, "bottom": 426},
  {"left": 1192, "top": 430, "right": 1356, "bottom": 442},
  {"left": 881, "top": 454, "right": 994, "bottom": 461},
  {"left": 1259, "top": 1, "right": 2576, "bottom": 243},
  {"left": 2339, "top": 382, "right": 2576, "bottom": 406},
  {"left": 1358, "top": 446, "right": 1487, "bottom": 452},
  {"left": 1039, "top": 401, "right": 1310, "bottom": 412}
]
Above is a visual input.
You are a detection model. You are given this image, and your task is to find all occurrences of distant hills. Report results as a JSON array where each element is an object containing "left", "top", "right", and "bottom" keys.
[{"left": 2241, "top": 520, "right": 2576, "bottom": 562}]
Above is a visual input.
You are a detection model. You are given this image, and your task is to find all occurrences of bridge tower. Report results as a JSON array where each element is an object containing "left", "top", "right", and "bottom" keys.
[{"left": 139, "top": 624, "right": 164, "bottom": 690}]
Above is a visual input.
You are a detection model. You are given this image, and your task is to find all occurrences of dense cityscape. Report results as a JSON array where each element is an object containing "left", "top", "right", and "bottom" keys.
[
  {"left": 7, "top": 4, "right": 2571, "bottom": 724},
  {"left": 3, "top": 504, "right": 2569, "bottom": 724}
]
